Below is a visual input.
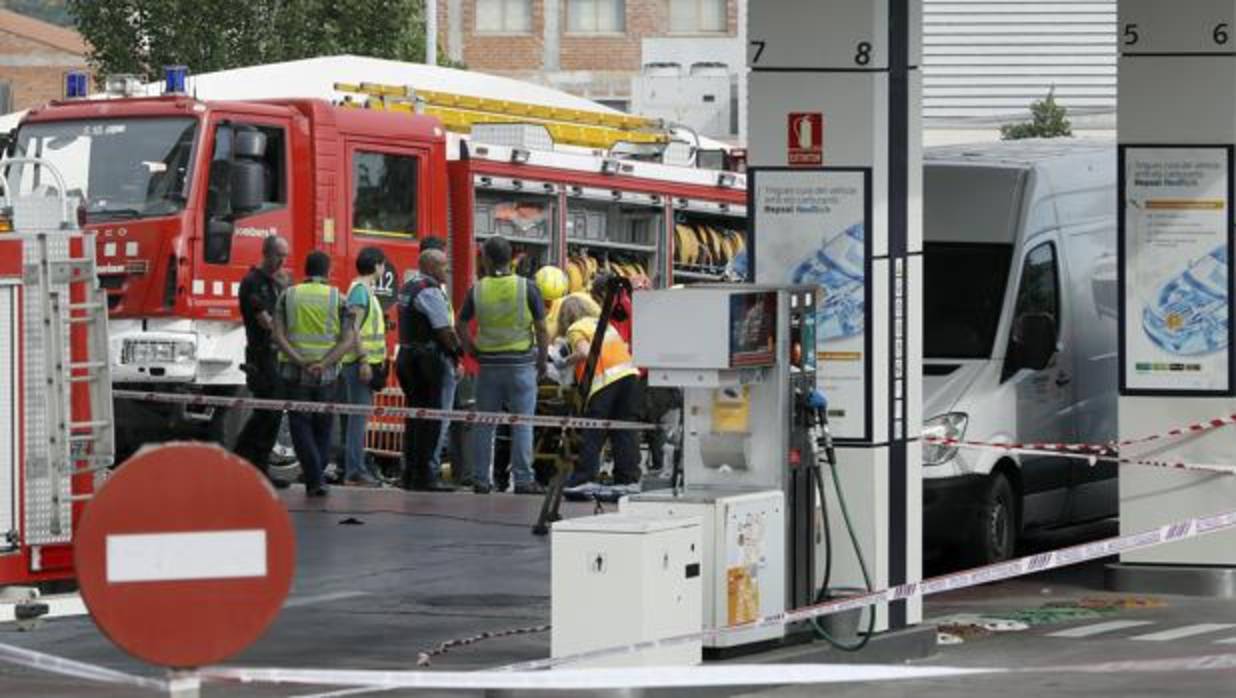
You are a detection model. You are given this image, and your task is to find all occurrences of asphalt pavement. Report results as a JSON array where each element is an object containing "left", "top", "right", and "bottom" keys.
[{"left": 2, "top": 489, "right": 1234, "bottom": 697}]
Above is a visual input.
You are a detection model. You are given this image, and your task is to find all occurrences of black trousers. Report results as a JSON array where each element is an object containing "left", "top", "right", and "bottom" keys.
[
  {"left": 573, "top": 375, "right": 642, "bottom": 486},
  {"left": 398, "top": 346, "right": 448, "bottom": 488},
  {"left": 642, "top": 381, "right": 680, "bottom": 472},
  {"left": 233, "top": 349, "right": 282, "bottom": 475}
]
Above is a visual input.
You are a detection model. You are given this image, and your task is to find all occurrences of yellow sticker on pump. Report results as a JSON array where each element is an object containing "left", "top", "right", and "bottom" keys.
[{"left": 711, "top": 386, "right": 751, "bottom": 433}]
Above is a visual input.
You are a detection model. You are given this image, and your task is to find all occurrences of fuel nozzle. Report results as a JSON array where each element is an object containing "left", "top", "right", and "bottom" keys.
[{"left": 807, "top": 389, "right": 837, "bottom": 465}]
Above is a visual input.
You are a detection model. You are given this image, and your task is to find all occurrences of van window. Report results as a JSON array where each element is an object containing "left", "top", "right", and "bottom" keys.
[
  {"left": 923, "top": 165, "right": 1024, "bottom": 245},
  {"left": 1002, "top": 241, "right": 1060, "bottom": 379},
  {"left": 924, "top": 242, "right": 1014, "bottom": 358},
  {"left": 352, "top": 150, "right": 418, "bottom": 237}
]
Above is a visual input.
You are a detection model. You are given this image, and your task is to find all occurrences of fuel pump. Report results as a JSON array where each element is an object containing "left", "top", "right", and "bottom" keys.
[{"left": 621, "top": 284, "right": 822, "bottom": 653}]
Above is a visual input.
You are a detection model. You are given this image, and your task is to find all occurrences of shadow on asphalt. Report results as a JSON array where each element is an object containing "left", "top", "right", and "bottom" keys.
[{"left": 925, "top": 518, "right": 1119, "bottom": 578}]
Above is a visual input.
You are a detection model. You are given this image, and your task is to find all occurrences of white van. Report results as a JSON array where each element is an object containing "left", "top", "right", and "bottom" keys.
[{"left": 921, "top": 140, "right": 1119, "bottom": 564}]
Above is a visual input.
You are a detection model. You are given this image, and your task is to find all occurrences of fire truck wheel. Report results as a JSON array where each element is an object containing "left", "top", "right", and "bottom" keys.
[{"left": 208, "top": 387, "right": 251, "bottom": 451}]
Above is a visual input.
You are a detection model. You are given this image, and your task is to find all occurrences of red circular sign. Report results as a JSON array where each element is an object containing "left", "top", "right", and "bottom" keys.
[{"left": 75, "top": 442, "right": 295, "bottom": 668}]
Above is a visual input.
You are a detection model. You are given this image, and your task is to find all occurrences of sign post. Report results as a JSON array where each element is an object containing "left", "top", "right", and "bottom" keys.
[{"left": 74, "top": 443, "right": 295, "bottom": 693}]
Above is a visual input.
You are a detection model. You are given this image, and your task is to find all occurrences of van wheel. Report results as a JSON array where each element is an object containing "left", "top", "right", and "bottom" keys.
[{"left": 968, "top": 473, "right": 1017, "bottom": 565}]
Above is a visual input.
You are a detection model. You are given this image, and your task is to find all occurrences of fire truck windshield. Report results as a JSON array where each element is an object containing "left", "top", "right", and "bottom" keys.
[{"left": 10, "top": 117, "right": 199, "bottom": 223}]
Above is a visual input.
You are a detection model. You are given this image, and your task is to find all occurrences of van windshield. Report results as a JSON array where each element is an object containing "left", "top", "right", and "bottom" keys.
[{"left": 925, "top": 242, "right": 1014, "bottom": 359}]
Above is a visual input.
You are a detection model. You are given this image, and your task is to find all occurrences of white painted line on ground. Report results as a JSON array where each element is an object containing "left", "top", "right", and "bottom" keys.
[
  {"left": 1215, "top": 636, "right": 1236, "bottom": 645},
  {"left": 284, "top": 591, "right": 370, "bottom": 609},
  {"left": 1046, "top": 620, "right": 1156, "bottom": 638},
  {"left": 1131, "top": 624, "right": 1236, "bottom": 642},
  {"left": 107, "top": 530, "right": 266, "bottom": 583}
]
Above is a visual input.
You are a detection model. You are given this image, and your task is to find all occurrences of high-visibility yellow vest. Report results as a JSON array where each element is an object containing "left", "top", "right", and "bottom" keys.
[
  {"left": 568, "top": 317, "right": 638, "bottom": 398},
  {"left": 280, "top": 279, "right": 342, "bottom": 364},
  {"left": 343, "top": 279, "right": 387, "bottom": 365},
  {"left": 474, "top": 274, "right": 533, "bottom": 353}
]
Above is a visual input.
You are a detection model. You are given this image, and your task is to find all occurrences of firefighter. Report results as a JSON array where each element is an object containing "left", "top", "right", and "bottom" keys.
[
  {"left": 339, "top": 246, "right": 388, "bottom": 487},
  {"left": 273, "top": 251, "right": 355, "bottom": 497},
  {"left": 458, "top": 236, "right": 549, "bottom": 495},
  {"left": 554, "top": 295, "right": 642, "bottom": 496}
]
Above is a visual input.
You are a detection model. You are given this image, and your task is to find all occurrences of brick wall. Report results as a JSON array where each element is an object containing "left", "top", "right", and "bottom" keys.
[
  {"left": 449, "top": 1, "right": 738, "bottom": 82},
  {"left": 559, "top": 0, "right": 662, "bottom": 71},
  {"left": 0, "top": 29, "right": 88, "bottom": 112},
  {"left": 461, "top": 0, "right": 546, "bottom": 72}
]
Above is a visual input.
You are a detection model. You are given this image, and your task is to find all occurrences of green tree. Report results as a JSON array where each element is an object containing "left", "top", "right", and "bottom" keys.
[
  {"left": 66, "top": 0, "right": 431, "bottom": 81},
  {"left": 1000, "top": 88, "right": 1073, "bottom": 140}
]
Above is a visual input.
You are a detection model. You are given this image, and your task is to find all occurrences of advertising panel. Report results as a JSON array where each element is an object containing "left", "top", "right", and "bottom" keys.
[
  {"left": 1120, "top": 146, "right": 1235, "bottom": 395},
  {"left": 751, "top": 168, "right": 872, "bottom": 440}
]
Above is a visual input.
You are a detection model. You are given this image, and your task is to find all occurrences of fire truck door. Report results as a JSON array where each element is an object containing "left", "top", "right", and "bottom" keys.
[
  {"left": 345, "top": 143, "right": 430, "bottom": 314},
  {"left": 200, "top": 117, "right": 294, "bottom": 288}
]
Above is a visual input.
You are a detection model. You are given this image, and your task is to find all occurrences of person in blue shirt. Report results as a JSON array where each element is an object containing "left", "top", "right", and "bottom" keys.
[
  {"left": 396, "top": 247, "right": 461, "bottom": 491},
  {"left": 339, "top": 247, "right": 388, "bottom": 486}
]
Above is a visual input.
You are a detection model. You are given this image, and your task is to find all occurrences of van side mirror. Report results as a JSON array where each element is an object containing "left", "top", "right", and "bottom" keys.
[{"left": 1014, "top": 313, "right": 1056, "bottom": 371}]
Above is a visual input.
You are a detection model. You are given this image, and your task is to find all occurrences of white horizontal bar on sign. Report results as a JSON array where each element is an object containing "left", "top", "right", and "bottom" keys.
[{"left": 106, "top": 530, "right": 266, "bottom": 583}]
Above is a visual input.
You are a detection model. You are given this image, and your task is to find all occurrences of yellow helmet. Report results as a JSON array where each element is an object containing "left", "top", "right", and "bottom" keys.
[{"left": 535, "top": 265, "right": 570, "bottom": 302}]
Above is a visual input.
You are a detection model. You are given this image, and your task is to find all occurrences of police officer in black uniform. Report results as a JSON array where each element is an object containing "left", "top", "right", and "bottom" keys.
[
  {"left": 396, "top": 246, "right": 461, "bottom": 491},
  {"left": 234, "top": 235, "right": 291, "bottom": 487}
]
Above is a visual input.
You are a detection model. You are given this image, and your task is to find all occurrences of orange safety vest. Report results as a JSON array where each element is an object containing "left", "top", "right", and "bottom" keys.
[{"left": 569, "top": 317, "right": 638, "bottom": 397}]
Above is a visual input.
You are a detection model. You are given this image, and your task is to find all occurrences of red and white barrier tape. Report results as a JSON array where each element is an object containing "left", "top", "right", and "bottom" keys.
[
  {"left": 926, "top": 440, "right": 1236, "bottom": 477},
  {"left": 200, "top": 664, "right": 997, "bottom": 692},
  {"left": 0, "top": 641, "right": 167, "bottom": 692},
  {"left": 112, "top": 389, "right": 654, "bottom": 432},
  {"left": 925, "top": 410, "right": 1236, "bottom": 459},
  {"left": 499, "top": 505, "right": 1236, "bottom": 671}
]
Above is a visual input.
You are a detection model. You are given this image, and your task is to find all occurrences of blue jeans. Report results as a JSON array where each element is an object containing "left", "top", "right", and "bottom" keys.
[
  {"left": 430, "top": 363, "right": 457, "bottom": 478},
  {"left": 470, "top": 363, "right": 537, "bottom": 487},
  {"left": 286, "top": 382, "right": 335, "bottom": 491},
  {"left": 341, "top": 363, "right": 373, "bottom": 480}
]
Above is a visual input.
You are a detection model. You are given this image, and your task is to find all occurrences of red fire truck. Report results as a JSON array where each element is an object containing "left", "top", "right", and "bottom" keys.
[
  {"left": 2, "top": 73, "right": 748, "bottom": 455},
  {"left": 0, "top": 174, "right": 111, "bottom": 589}
]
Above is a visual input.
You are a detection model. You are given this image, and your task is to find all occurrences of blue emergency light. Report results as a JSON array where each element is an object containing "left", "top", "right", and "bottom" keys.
[
  {"left": 64, "top": 71, "right": 88, "bottom": 99},
  {"left": 164, "top": 65, "right": 189, "bottom": 95}
]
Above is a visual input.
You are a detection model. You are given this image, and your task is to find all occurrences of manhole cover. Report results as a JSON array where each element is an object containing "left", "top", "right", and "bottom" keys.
[{"left": 420, "top": 593, "right": 548, "bottom": 608}]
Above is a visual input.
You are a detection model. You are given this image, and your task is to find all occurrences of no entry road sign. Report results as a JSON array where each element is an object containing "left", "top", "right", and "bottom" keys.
[{"left": 75, "top": 442, "right": 295, "bottom": 668}]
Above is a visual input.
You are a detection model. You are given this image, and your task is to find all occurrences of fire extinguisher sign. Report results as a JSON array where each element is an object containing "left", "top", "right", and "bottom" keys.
[{"left": 787, "top": 113, "right": 824, "bottom": 166}]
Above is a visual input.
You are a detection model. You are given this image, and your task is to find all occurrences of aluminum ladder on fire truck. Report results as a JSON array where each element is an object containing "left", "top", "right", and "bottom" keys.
[
  {"left": 334, "top": 81, "right": 671, "bottom": 150},
  {"left": 2, "top": 159, "right": 114, "bottom": 550}
]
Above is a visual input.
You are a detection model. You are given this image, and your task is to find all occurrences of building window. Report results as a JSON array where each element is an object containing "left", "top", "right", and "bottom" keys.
[
  {"left": 567, "top": 0, "right": 625, "bottom": 34},
  {"left": 352, "top": 151, "right": 419, "bottom": 237},
  {"left": 475, "top": 0, "right": 532, "bottom": 33},
  {"left": 670, "top": 0, "right": 726, "bottom": 33}
]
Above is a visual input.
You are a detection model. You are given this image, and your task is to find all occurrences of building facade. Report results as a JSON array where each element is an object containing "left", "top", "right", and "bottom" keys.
[
  {"left": 434, "top": 0, "right": 1118, "bottom": 143},
  {"left": 436, "top": 0, "right": 743, "bottom": 138},
  {"left": 0, "top": 9, "right": 89, "bottom": 113}
]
